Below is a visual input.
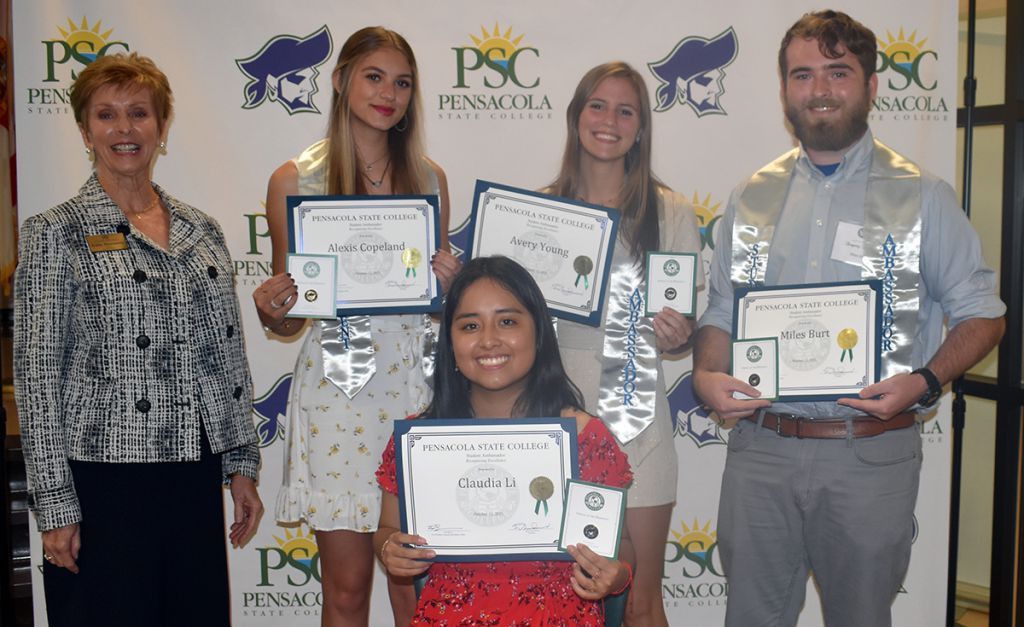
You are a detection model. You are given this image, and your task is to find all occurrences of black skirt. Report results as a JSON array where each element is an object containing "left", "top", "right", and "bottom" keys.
[{"left": 42, "top": 434, "right": 230, "bottom": 627}]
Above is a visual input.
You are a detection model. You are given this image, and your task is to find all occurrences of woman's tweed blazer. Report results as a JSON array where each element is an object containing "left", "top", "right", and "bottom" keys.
[{"left": 14, "top": 174, "right": 259, "bottom": 531}]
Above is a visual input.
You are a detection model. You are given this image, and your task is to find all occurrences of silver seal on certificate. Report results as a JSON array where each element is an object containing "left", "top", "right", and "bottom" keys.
[
  {"left": 304, "top": 289, "right": 318, "bottom": 302},
  {"left": 780, "top": 318, "right": 831, "bottom": 371},
  {"left": 456, "top": 464, "right": 520, "bottom": 527},
  {"left": 584, "top": 524, "right": 599, "bottom": 539},
  {"left": 339, "top": 233, "right": 395, "bottom": 284},
  {"left": 512, "top": 231, "right": 565, "bottom": 281},
  {"left": 584, "top": 491, "right": 605, "bottom": 511},
  {"left": 530, "top": 476, "right": 555, "bottom": 516}
]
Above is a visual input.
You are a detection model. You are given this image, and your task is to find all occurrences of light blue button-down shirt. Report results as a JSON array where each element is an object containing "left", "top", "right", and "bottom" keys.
[{"left": 699, "top": 131, "right": 1005, "bottom": 418}]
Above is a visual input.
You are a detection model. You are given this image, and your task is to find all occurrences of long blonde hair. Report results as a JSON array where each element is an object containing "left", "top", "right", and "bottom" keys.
[
  {"left": 324, "top": 27, "right": 428, "bottom": 195},
  {"left": 548, "top": 62, "right": 663, "bottom": 265}
]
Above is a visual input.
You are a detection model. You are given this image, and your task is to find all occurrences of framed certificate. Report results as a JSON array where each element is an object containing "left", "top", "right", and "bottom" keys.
[
  {"left": 733, "top": 281, "right": 882, "bottom": 401},
  {"left": 644, "top": 252, "right": 698, "bottom": 316},
  {"left": 731, "top": 337, "right": 779, "bottom": 401},
  {"left": 557, "top": 480, "right": 626, "bottom": 559},
  {"left": 285, "top": 253, "right": 337, "bottom": 319},
  {"left": 468, "top": 180, "right": 620, "bottom": 326},
  {"left": 287, "top": 195, "right": 442, "bottom": 316},
  {"left": 394, "top": 418, "right": 579, "bottom": 562}
]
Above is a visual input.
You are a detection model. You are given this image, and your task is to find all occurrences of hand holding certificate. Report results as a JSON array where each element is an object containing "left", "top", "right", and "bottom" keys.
[
  {"left": 733, "top": 281, "right": 881, "bottom": 401},
  {"left": 287, "top": 194, "right": 442, "bottom": 316},
  {"left": 468, "top": 181, "right": 619, "bottom": 326}
]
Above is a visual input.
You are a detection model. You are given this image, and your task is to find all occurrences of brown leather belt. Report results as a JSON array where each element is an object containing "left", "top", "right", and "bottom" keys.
[{"left": 744, "top": 411, "right": 917, "bottom": 439}]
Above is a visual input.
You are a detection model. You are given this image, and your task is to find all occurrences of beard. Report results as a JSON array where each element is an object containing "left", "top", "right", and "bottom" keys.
[{"left": 785, "top": 92, "right": 871, "bottom": 154}]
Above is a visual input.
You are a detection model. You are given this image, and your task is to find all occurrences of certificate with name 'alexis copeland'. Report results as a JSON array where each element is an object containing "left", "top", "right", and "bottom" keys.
[
  {"left": 733, "top": 281, "right": 882, "bottom": 401},
  {"left": 468, "top": 181, "right": 620, "bottom": 326},
  {"left": 287, "top": 195, "right": 442, "bottom": 316},
  {"left": 394, "top": 418, "right": 579, "bottom": 562}
]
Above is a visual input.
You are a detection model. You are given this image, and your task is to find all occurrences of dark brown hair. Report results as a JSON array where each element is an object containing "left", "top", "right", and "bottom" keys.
[{"left": 778, "top": 10, "right": 877, "bottom": 81}]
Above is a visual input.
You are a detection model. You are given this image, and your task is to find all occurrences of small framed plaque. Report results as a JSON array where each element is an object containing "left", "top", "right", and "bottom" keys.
[
  {"left": 557, "top": 480, "right": 626, "bottom": 559},
  {"left": 731, "top": 337, "right": 779, "bottom": 401}
]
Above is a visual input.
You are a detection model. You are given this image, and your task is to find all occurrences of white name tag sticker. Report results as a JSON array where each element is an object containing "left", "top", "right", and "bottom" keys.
[{"left": 830, "top": 221, "right": 864, "bottom": 267}]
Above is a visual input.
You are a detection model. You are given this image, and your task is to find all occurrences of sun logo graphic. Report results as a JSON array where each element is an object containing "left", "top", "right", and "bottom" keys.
[
  {"left": 649, "top": 28, "right": 738, "bottom": 117},
  {"left": 256, "top": 525, "right": 321, "bottom": 587},
  {"left": 42, "top": 17, "right": 129, "bottom": 83},
  {"left": 253, "top": 374, "right": 293, "bottom": 447},
  {"left": 453, "top": 23, "right": 539, "bottom": 89},
  {"left": 876, "top": 27, "right": 937, "bottom": 91},
  {"left": 664, "top": 517, "right": 728, "bottom": 607},
  {"left": 236, "top": 26, "right": 333, "bottom": 114},
  {"left": 690, "top": 191, "right": 723, "bottom": 252},
  {"left": 668, "top": 372, "right": 725, "bottom": 448}
]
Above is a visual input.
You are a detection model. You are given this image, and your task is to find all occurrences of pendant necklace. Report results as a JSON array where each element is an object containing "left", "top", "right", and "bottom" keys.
[{"left": 362, "top": 159, "right": 391, "bottom": 189}]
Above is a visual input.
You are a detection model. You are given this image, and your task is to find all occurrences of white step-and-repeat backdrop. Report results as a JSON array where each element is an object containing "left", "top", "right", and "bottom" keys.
[{"left": 13, "top": 1, "right": 955, "bottom": 624}]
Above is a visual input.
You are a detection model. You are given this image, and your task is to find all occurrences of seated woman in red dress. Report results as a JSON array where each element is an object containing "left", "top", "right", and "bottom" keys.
[{"left": 375, "top": 256, "right": 634, "bottom": 625}]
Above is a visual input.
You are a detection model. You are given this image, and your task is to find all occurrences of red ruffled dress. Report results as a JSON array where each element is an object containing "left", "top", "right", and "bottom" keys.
[{"left": 377, "top": 418, "right": 632, "bottom": 626}]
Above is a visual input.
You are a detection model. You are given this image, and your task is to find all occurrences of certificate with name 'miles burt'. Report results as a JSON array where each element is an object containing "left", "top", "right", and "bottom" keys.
[
  {"left": 394, "top": 418, "right": 579, "bottom": 562},
  {"left": 468, "top": 181, "right": 620, "bottom": 326},
  {"left": 287, "top": 195, "right": 442, "bottom": 316},
  {"left": 733, "top": 281, "right": 882, "bottom": 401}
]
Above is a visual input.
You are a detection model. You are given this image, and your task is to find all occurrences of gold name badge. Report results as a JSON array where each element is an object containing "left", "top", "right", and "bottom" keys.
[{"left": 86, "top": 233, "right": 129, "bottom": 252}]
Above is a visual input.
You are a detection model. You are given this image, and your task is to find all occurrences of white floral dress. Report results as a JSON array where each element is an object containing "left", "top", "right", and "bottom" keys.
[{"left": 274, "top": 139, "right": 434, "bottom": 531}]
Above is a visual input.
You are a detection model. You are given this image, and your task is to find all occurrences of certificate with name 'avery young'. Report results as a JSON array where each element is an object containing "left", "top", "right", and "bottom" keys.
[
  {"left": 287, "top": 194, "right": 442, "bottom": 316},
  {"left": 733, "top": 281, "right": 882, "bottom": 402},
  {"left": 468, "top": 180, "right": 620, "bottom": 326},
  {"left": 394, "top": 418, "right": 579, "bottom": 562}
]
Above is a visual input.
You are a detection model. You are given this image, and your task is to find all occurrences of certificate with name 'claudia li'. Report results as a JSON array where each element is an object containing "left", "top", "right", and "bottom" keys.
[
  {"left": 468, "top": 181, "right": 620, "bottom": 326},
  {"left": 394, "top": 418, "right": 579, "bottom": 562},
  {"left": 287, "top": 195, "right": 442, "bottom": 316},
  {"left": 733, "top": 281, "right": 881, "bottom": 401}
]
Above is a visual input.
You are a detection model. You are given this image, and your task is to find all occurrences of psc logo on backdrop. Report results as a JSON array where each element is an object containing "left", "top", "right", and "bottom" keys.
[
  {"left": 241, "top": 525, "right": 322, "bottom": 618},
  {"left": 663, "top": 517, "right": 728, "bottom": 609},
  {"left": 871, "top": 27, "right": 949, "bottom": 123},
  {"left": 648, "top": 28, "right": 738, "bottom": 117},
  {"left": 27, "top": 17, "right": 130, "bottom": 114},
  {"left": 437, "top": 23, "right": 553, "bottom": 122},
  {"left": 236, "top": 26, "right": 333, "bottom": 115}
]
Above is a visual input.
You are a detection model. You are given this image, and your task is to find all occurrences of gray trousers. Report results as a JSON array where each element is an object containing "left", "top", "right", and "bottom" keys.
[{"left": 717, "top": 416, "right": 923, "bottom": 627}]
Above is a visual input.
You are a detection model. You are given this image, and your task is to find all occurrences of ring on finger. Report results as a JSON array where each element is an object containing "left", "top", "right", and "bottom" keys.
[
  {"left": 270, "top": 299, "right": 281, "bottom": 309},
  {"left": 43, "top": 553, "right": 54, "bottom": 562}
]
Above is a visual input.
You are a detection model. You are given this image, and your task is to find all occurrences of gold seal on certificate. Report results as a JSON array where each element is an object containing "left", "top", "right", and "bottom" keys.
[
  {"left": 470, "top": 180, "right": 620, "bottom": 326},
  {"left": 394, "top": 418, "right": 579, "bottom": 561},
  {"left": 731, "top": 337, "right": 779, "bottom": 400},
  {"left": 644, "top": 252, "right": 698, "bottom": 316},
  {"left": 557, "top": 480, "right": 626, "bottom": 559},
  {"left": 286, "top": 253, "right": 337, "bottom": 319},
  {"left": 402, "top": 247, "right": 422, "bottom": 277},
  {"left": 734, "top": 281, "right": 881, "bottom": 400},
  {"left": 286, "top": 195, "right": 443, "bottom": 316}
]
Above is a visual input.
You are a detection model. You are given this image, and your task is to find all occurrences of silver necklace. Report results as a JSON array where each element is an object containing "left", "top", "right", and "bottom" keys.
[{"left": 361, "top": 159, "right": 391, "bottom": 189}]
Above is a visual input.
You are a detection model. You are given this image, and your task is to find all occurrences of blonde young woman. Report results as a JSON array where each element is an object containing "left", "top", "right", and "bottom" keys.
[
  {"left": 547, "top": 62, "right": 702, "bottom": 627},
  {"left": 252, "top": 27, "right": 458, "bottom": 626}
]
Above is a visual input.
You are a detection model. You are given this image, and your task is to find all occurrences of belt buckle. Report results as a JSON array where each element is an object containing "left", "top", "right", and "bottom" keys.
[{"left": 774, "top": 413, "right": 801, "bottom": 438}]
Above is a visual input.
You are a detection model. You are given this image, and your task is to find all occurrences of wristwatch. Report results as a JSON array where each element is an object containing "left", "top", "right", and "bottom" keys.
[{"left": 911, "top": 367, "right": 942, "bottom": 408}]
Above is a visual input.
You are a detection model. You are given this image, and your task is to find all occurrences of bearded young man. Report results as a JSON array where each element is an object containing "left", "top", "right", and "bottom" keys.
[{"left": 692, "top": 10, "right": 1005, "bottom": 627}]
